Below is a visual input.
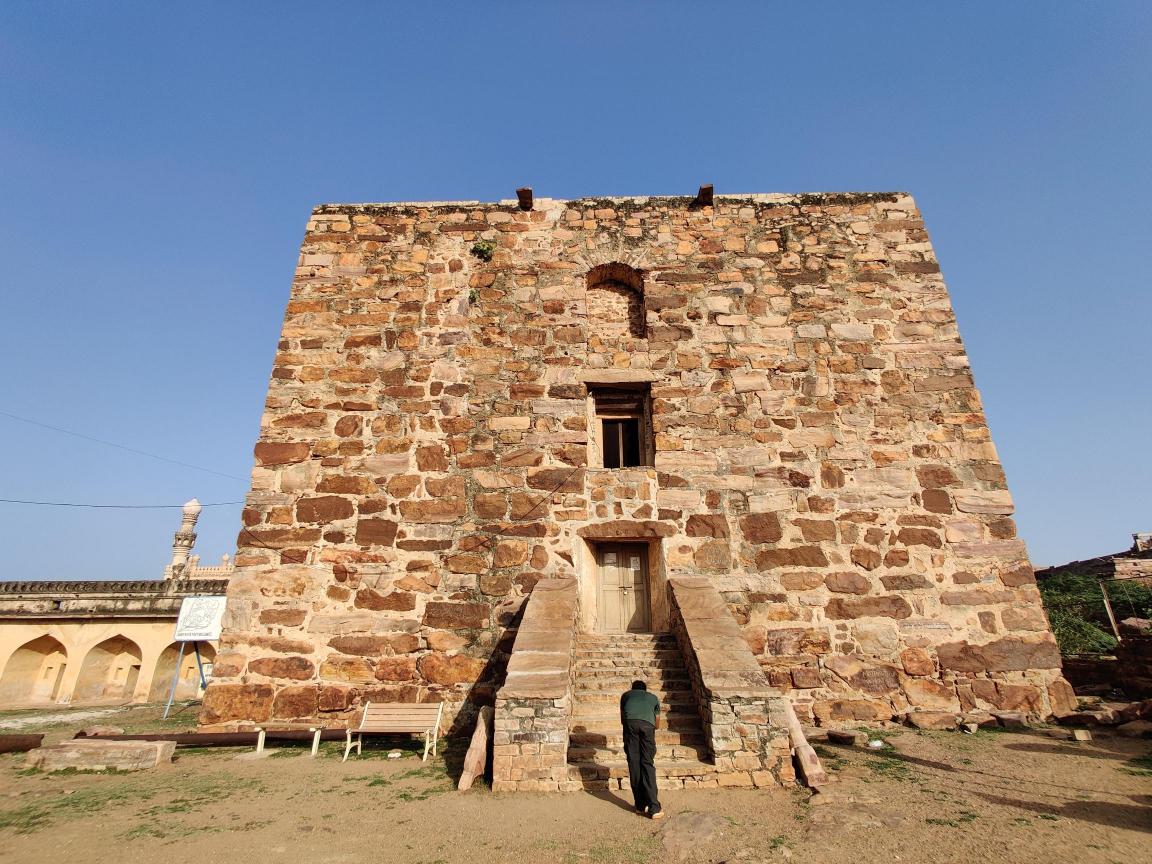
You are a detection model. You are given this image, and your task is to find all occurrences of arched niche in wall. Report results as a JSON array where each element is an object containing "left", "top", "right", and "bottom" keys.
[
  {"left": 586, "top": 263, "right": 645, "bottom": 339},
  {"left": 0, "top": 636, "right": 68, "bottom": 705},
  {"left": 73, "top": 635, "right": 143, "bottom": 703},
  {"left": 148, "top": 642, "right": 217, "bottom": 701}
]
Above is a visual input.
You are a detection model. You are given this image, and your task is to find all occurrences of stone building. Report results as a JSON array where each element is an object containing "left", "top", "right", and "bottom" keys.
[
  {"left": 203, "top": 190, "right": 1075, "bottom": 790},
  {"left": 0, "top": 500, "right": 231, "bottom": 706}
]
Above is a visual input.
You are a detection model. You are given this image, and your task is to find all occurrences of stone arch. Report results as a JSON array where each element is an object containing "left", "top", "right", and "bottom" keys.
[
  {"left": 72, "top": 635, "right": 143, "bottom": 703},
  {"left": 0, "top": 636, "right": 68, "bottom": 705},
  {"left": 586, "top": 263, "right": 645, "bottom": 339},
  {"left": 148, "top": 642, "right": 217, "bottom": 701}
]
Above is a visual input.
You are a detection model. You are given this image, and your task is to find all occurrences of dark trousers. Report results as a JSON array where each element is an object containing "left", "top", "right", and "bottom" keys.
[{"left": 622, "top": 719, "right": 660, "bottom": 813}]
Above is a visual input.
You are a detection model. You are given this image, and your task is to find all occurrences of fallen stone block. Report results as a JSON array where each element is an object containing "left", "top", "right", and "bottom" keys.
[
  {"left": 992, "top": 712, "right": 1028, "bottom": 729},
  {"left": 26, "top": 739, "right": 175, "bottom": 772},
  {"left": 825, "top": 730, "right": 860, "bottom": 746},
  {"left": 1072, "top": 729, "right": 1093, "bottom": 742},
  {"left": 904, "top": 711, "right": 959, "bottom": 731},
  {"left": 1116, "top": 719, "right": 1152, "bottom": 739}
]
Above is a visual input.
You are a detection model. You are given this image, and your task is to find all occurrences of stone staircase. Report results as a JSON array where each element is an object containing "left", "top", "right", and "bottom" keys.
[{"left": 567, "top": 632, "right": 721, "bottom": 789}]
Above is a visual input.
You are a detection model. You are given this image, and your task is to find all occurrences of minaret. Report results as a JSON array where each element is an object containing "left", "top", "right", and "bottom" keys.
[{"left": 167, "top": 498, "right": 202, "bottom": 579}]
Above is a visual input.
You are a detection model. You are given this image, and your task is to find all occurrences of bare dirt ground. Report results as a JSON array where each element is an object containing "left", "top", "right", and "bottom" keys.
[{"left": 0, "top": 704, "right": 1148, "bottom": 864}]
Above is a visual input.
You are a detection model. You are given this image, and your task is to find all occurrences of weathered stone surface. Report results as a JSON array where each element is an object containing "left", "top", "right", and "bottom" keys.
[
  {"left": 272, "top": 685, "right": 319, "bottom": 718},
  {"left": 201, "top": 683, "right": 275, "bottom": 725},
  {"left": 422, "top": 601, "right": 489, "bottom": 630},
  {"left": 417, "top": 654, "right": 487, "bottom": 686},
  {"left": 936, "top": 637, "right": 1061, "bottom": 672},
  {"left": 825, "top": 572, "right": 871, "bottom": 594},
  {"left": 248, "top": 656, "right": 315, "bottom": 680},
  {"left": 900, "top": 647, "right": 934, "bottom": 676},
  {"left": 826, "top": 596, "right": 912, "bottom": 620},
  {"left": 27, "top": 740, "right": 176, "bottom": 772},
  {"left": 824, "top": 656, "right": 901, "bottom": 696},
  {"left": 296, "top": 496, "right": 354, "bottom": 523},
  {"left": 686, "top": 514, "right": 729, "bottom": 538},
  {"left": 318, "top": 655, "right": 375, "bottom": 683},
  {"left": 739, "top": 513, "right": 782, "bottom": 544},
  {"left": 254, "top": 442, "right": 310, "bottom": 466},
  {"left": 354, "top": 518, "right": 398, "bottom": 546}
]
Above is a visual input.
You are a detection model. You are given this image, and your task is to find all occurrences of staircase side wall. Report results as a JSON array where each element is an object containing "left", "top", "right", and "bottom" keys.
[
  {"left": 668, "top": 577, "right": 794, "bottom": 787},
  {"left": 492, "top": 578, "right": 578, "bottom": 791}
]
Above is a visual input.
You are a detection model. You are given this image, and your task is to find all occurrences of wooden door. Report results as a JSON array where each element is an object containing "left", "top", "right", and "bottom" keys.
[{"left": 597, "top": 543, "right": 650, "bottom": 633}]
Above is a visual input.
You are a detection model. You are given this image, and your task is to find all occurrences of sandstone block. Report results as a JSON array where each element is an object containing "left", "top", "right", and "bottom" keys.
[
  {"left": 27, "top": 740, "right": 176, "bottom": 772},
  {"left": 826, "top": 596, "right": 912, "bottom": 620},
  {"left": 248, "top": 656, "right": 315, "bottom": 680},
  {"left": 936, "top": 637, "right": 1060, "bottom": 673},
  {"left": 423, "top": 601, "right": 489, "bottom": 629}
]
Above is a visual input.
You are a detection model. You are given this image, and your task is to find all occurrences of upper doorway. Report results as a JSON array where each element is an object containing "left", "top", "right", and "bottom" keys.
[{"left": 595, "top": 542, "right": 651, "bottom": 633}]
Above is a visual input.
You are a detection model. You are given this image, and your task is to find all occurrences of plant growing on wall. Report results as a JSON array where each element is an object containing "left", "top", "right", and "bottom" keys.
[{"left": 470, "top": 240, "right": 496, "bottom": 262}]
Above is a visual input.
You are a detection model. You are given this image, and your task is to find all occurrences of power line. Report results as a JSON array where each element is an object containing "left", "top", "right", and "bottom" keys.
[
  {"left": 0, "top": 409, "right": 246, "bottom": 481},
  {"left": 0, "top": 498, "right": 244, "bottom": 509}
]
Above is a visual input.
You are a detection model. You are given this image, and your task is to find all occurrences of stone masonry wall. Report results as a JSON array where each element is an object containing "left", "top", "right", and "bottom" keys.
[{"left": 202, "top": 191, "right": 1071, "bottom": 731}]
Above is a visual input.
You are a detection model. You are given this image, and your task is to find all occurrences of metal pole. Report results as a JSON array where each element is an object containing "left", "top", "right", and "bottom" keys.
[
  {"left": 1099, "top": 580, "right": 1122, "bottom": 642},
  {"left": 192, "top": 642, "right": 207, "bottom": 691},
  {"left": 163, "top": 641, "right": 187, "bottom": 720}
]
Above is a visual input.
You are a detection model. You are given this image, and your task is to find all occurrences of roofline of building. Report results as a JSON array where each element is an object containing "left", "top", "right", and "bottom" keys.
[{"left": 312, "top": 191, "right": 911, "bottom": 212}]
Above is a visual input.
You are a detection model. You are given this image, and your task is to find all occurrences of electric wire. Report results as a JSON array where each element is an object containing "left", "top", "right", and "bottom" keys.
[
  {"left": 0, "top": 409, "right": 246, "bottom": 481},
  {"left": 0, "top": 498, "right": 243, "bottom": 509}
]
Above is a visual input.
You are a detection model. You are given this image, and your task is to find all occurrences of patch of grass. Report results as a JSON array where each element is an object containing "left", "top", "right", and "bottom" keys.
[
  {"left": 863, "top": 754, "right": 917, "bottom": 783},
  {"left": 1119, "top": 753, "right": 1152, "bottom": 777},
  {"left": 367, "top": 777, "right": 392, "bottom": 787},
  {"left": 1038, "top": 813, "right": 1059, "bottom": 822},
  {"left": 813, "top": 745, "right": 847, "bottom": 771},
  {"left": 397, "top": 764, "right": 448, "bottom": 781},
  {"left": 769, "top": 835, "right": 792, "bottom": 850},
  {"left": 394, "top": 785, "right": 452, "bottom": 802},
  {"left": 0, "top": 780, "right": 157, "bottom": 835}
]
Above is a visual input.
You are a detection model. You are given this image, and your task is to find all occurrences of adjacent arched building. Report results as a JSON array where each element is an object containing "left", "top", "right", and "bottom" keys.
[{"left": 0, "top": 500, "right": 230, "bottom": 707}]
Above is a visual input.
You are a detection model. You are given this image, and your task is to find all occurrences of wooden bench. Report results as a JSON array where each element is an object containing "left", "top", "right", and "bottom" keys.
[{"left": 342, "top": 702, "right": 444, "bottom": 763}]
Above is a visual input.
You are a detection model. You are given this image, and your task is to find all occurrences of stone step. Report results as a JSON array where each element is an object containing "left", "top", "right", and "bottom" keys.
[
  {"left": 569, "top": 729, "right": 706, "bottom": 748},
  {"left": 570, "top": 710, "right": 703, "bottom": 731},
  {"left": 576, "top": 634, "right": 676, "bottom": 645},
  {"left": 575, "top": 648, "right": 681, "bottom": 659},
  {"left": 568, "top": 743, "right": 711, "bottom": 763},
  {"left": 574, "top": 657, "right": 682, "bottom": 669},
  {"left": 574, "top": 671, "right": 690, "bottom": 686},
  {"left": 566, "top": 759, "right": 717, "bottom": 781},
  {"left": 572, "top": 690, "right": 696, "bottom": 705}
]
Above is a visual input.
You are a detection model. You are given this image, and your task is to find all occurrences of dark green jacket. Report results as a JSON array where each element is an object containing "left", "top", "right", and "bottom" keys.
[{"left": 620, "top": 688, "right": 660, "bottom": 725}]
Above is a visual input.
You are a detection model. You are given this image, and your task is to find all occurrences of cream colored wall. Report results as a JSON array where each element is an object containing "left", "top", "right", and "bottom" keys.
[{"left": 0, "top": 619, "right": 218, "bottom": 707}]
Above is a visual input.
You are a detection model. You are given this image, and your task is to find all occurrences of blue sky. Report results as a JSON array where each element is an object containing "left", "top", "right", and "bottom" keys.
[{"left": 0, "top": 2, "right": 1148, "bottom": 578}]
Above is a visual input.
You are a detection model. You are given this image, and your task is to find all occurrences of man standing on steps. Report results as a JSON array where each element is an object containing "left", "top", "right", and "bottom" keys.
[{"left": 620, "top": 679, "right": 663, "bottom": 819}]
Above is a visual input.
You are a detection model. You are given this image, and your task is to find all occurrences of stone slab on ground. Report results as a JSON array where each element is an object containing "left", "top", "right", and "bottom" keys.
[
  {"left": 826, "top": 730, "right": 860, "bottom": 746},
  {"left": 904, "top": 711, "right": 958, "bottom": 731},
  {"left": 26, "top": 739, "right": 176, "bottom": 772},
  {"left": 1115, "top": 719, "right": 1152, "bottom": 738}
]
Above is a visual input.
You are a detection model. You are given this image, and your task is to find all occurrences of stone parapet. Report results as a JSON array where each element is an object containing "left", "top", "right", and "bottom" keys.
[
  {"left": 492, "top": 577, "right": 578, "bottom": 791},
  {"left": 0, "top": 579, "right": 229, "bottom": 618},
  {"left": 668, "top": 577, "right": 794, "bottom": 785}
]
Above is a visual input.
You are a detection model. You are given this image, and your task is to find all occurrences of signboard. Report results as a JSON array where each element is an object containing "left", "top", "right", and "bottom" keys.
[{"left": 174, "top": 596, "right": 227, "bottom": 642}]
